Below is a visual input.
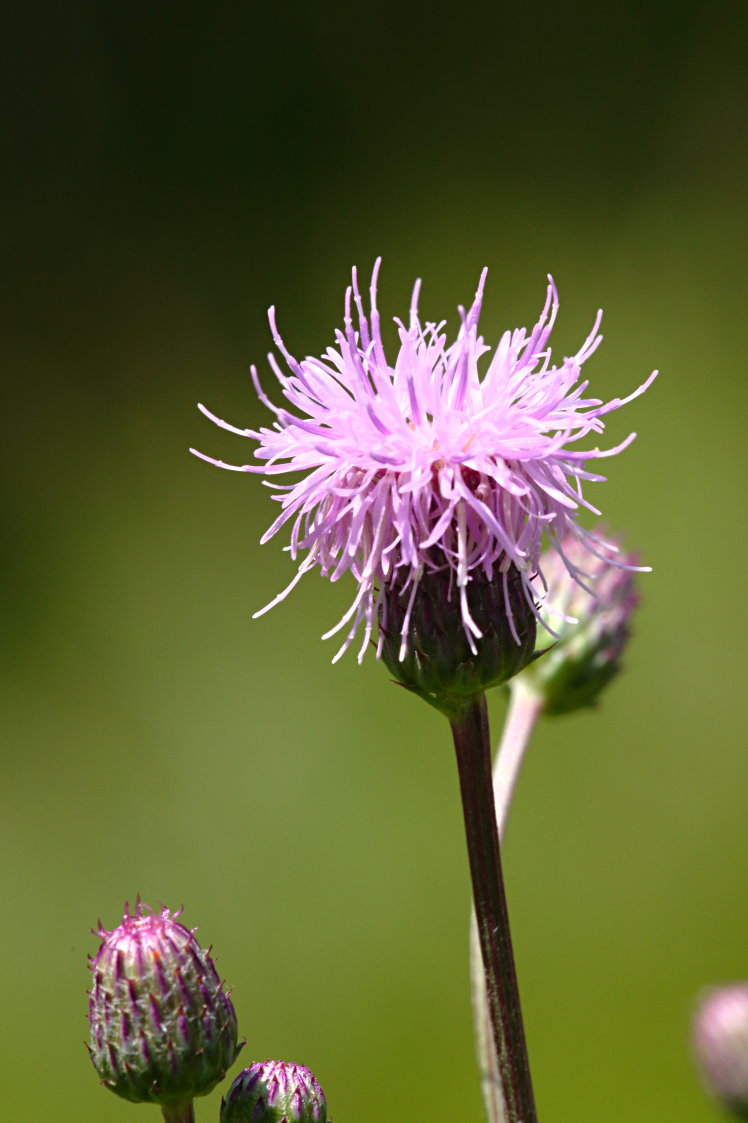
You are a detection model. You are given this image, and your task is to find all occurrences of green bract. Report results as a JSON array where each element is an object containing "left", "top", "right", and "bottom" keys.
[{"left": 380, "top": 564, "right": 538, "bottom": 717}]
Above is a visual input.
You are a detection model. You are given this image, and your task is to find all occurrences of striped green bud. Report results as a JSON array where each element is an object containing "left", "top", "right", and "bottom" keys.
[{"left": 87, "top": 902, "right": 242, "bottom": 1111}]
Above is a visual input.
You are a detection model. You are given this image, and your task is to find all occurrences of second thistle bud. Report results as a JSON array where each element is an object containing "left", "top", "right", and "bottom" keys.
[
  {"left": 221, "top": 1060, "right": 328, "bottom": 1123},
  {"left": 379, "top": 563, "right": 537, "bottom": 717},
  {"left": 518, "top": 532, "right": 640, "bottom": 716},
  {"left": 87, "top": 902, "right": 242, "bottom": 1111}
]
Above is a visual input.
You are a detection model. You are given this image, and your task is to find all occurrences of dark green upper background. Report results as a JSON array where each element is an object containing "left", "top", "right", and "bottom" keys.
[{"left": 3, "top": 3, "right": 747, "bottom": 1121}]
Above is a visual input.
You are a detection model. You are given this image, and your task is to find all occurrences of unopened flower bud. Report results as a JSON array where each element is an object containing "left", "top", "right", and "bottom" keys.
[
  {"left": 380, "top": 562, "right": 537, "bottom": 717},
  {"left": 221, "top": 1060, "right": 328, "bottom": 1123},
  {"left": 692, "top": 985, "right": 748, "bottom": 1119},
  {"left": 87, "top": 902, "right": 242, "bottom": 1112},
  {"left": 518, "top": 532, "right": 640, "bottom": 715}
]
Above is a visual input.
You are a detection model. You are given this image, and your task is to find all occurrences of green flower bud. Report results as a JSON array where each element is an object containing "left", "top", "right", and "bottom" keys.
[
  {"left": 379, "top": 563, "right": 537, "bottom": 718},
  {"left": 87, "top": 902, "right": 242, "bottom": 1111},
  {"left": 221, "top": 1060, "right": 328, "bottom": 1123},
  {"left": 518, "top": 532, "right": 640, "bottom": 715}
]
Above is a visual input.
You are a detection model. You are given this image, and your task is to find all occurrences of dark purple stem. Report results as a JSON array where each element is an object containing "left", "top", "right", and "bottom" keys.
[{"left": 451, "top": 693, "right": 537, "bottom": 1123}]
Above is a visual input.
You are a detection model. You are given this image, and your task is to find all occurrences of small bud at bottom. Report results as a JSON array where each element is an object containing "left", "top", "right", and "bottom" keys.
[{"left": 221, "top": 1061, "right": 328, "bottom": 1123}]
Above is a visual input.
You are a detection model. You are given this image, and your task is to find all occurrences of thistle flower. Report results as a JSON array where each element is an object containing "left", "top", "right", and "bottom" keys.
[
  {"left": 221, "top": 1060, "right": 328, "bottom": 1123},
  {"left": 87, "top": 902, "right": 241, "bottom": 1116},
  {"left": 692, "top": 985, "right": 748, "bottom": 1119},
  {"left": 193, "top": 262, "right": 655, "bottom": 678},
  {"left": 518, "top": 529, "right": 641, "bottom": 715}
]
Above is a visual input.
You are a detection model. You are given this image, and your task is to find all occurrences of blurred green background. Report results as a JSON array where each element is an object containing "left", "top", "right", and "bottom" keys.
[{"left": 3, "top": 2, "right": 747, "bottom": 1120}]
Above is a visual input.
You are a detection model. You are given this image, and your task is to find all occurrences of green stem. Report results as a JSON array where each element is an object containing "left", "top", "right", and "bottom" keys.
[
  {"left": 451, "top": 694, "right": 537, "bottom": 1123},
  {"left": 161, "top": 1102, "right": 195, "bottom": 1123},
  {"left": 493, "top": 681, "right": 545, "bottom": 842}
]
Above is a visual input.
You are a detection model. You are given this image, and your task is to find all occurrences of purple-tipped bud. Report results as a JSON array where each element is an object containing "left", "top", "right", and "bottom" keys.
[
  {"left": 220, "top": 1061, "right": 328, "bottom": 1123},
  {"left": 693, "top": 985, "right": 748, "bottom": 1119},
  {"left": 518, "top": 532, "right": 640, "bottom": 715},
  {"left": 87, "top": 902, "right": 242, "bottom": 1109}
]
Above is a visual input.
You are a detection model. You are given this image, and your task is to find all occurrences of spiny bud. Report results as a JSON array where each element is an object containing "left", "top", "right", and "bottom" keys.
[
  {"left": 221, "top": 1060, "right": 328, "bottom": 1123},
  {"left": 692, "top": 985, "right": 748, "bottom": 1119},
  {"left": 380, "top": 562, "right": 537, "bottom": 718},
  {"left": 518, "top": 531, "right": 640, "bottom": 715},
  {"left": 87, "top": 901, "right": 242, "bottom": 1111}
]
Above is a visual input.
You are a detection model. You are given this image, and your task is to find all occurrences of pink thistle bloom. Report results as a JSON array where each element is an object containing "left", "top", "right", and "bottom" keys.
[{"left": 193, "top": 262, "right": 656, "bottom": 665}]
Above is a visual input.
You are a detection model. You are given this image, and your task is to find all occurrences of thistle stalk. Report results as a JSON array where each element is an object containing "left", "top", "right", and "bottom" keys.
[
  {"left": 492, "top": 681, "right": 545, "bottom": 838},
  {"left": 471, "top": 682, "right": 544, "bottom": 1122},
  {"left": 450, "top": 693, "right": 537, "bottom": 1123},
  {"left": 471, "top": 528, "right": 642, "bottom": 1121},
  {"left": 162, "top": 1104, "right": 195, "bottom": 1123}
]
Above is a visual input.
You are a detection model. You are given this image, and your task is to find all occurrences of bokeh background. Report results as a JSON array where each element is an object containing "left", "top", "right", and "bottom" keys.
[{"left": 3, "top": 2, "right": 747, "bottom": 1120}]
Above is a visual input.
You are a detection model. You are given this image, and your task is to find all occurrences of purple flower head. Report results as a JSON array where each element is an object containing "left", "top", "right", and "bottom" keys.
[
  {"left": 87, "top": 901, "right": 241, "bottom": 1108},
  {"left": 692, "top": 985, "right": 748, "bottom": 1119},
  {"left": 221, "top": 1060, "right": 328, "bottom": 1123},
  {"left": 193, "top": 262, "right": 656, "bottom": 665}
]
